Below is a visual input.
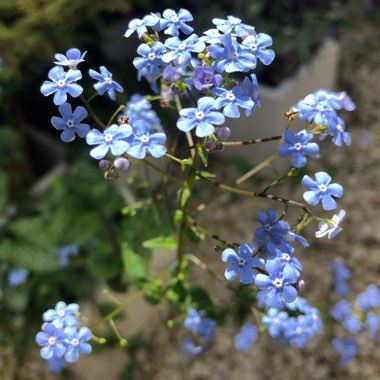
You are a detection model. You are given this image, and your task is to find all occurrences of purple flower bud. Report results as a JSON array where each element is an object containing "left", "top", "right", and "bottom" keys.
[
  {"left": 215, "top": 143, "right": 225, "bottom": 152},
  {"left": 193, "top": 66, "right": 222, "bottom": 91},
  {"left": 204, "top": 140, "right": 216, "bottom": 152},
  {"left": 106, "top": 169, "right": 117, "bottom": 179},
  {"left": 99, "top": 160, "right": 110, "bottom": 171},
  {"left": 163, "top": 65, "right": 182, "bottom": 83},
  {"left": 216, "top": 127, "right": 231, "bottom": 141},
  {"left": 296, "top": 278, "right": 305, "bottom": 292},
  {"left": 114, "top": 157, "right": 130, "bottom": 171}
]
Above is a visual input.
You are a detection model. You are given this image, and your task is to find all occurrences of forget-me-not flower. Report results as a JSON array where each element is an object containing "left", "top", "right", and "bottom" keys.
[
  {"left": 302, "top": 172, "right": 343, "bottom": 210},
  {"left": 133, "top": 42, "right": 166, "bottom": 80},
  {"left": 158, "top": 9, "right": 194, "bottom": 36},
  {"left": 316, "top": 210, "right": 346, "bottom": 239},
  {"left": 89, "top": 66, "right": 123, "bottom": 101},
  {"left": 124, "top": 13, "right": 160, "bottom": 38},
  {"left": 51, "top": 103, "right": 90, "bottom": 142},
  {"left": 193, "top": 66, "right": 222, "bottom": 91},
  {"left": 327, "top": 117, "right": 352, "bottom": 147},
  {"left": 41, "top": 66, "right": 83, "bottom": 105},
  {"left": 54, "top": 48, "right": 87, "bottom": 69},
  {"left": 86, "top": 124, "right": 132, "bottom": 159},
  {"left": 241, "top": 33, "right": 275, "bottom": 65},
  {"left": 277, "top": 129, "right": 319, "bottom": 168},
  {"left": 36, "top": 323, "right": 66, "bottom": 360},
  {"left": 7, "top": 268, "right": 29, "bottom": 287},
  {"left": 176, "top": 96, "right": 225, "bottom": 137},
  {"left": 212, "top": 16, "right": 255, "bottom": 37},
  {"left": 64, "top": 326, "right": 92, "bottom": 363},
  {"left": 242, "top": 74, "right": 261, "bottom": 117},
  {"left": 43, "top": 301, "right": 80, "bottom": 328},
  {"left": 234, "top": 323, "right": 258, "bottom": 352},
  {"left": 122, "top": 94, "right": 161, "bottom": 128}
]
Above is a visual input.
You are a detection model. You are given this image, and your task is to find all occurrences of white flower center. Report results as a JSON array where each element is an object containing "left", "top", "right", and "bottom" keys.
[
  {"left": 294, "top": 142, "right": 302, "bottom": 151},
  {"left": 195, "top": 111, "right": 205, "bottom": 120},
  {"left": 148, "top": 52, "right": 156, "bottom": 61},
  {"left": 264, "top": 223, "right": 271, "bottom": 232},
  {"left": 318, "top": 184, "right": 327, "bottom": 193},
  {"left": 140, "top": 135, "right": 150, "bottom": 144},
  {"left": 204, "top": 76, "right": 212, "bottom": 83},
  {"left": 194, "top": 316, "right": 201, "bottom": 325},
  {"left": 171, "top": 16, "right": 179, "bottom": 23},
  {"left": 273, "top": 317, "right": 280, "bottom": 325},
  {"left": 66, "top": 119, "right": 75, "bottom": 128},
  {"left": 251, "top": 44, "right": 258, "bottom": 52},
  {"left": 316, "top": 104, "right": 325, "bottom": 112},
  {"left": 104, "top": 77, "right": 113, "bottom": 85},
  {"left": 178, "top": 43, "right": 187, "bottom": 51},
  {"left": 71, "top": 338, "right": 79, "bottom": 347},
  {"left": 48, "top": 337, "right": 57, "bottom": 346},
  {"left": 336, "top": 124, "right": 343, "bottom": 132},
  {"left": 226, "top": 93, "right": 236, "bottom": 101},
  {"left": 282, "top": 253, "right": 291, "bottom": 262},
  {"left": 228, "top": 52, "right": 238, "bottom": 60},
  {"left": 296, "top": 327, "right": 303, "bottom": 335},
  {"left": 272, "top": 278, "right": 283, "bottom": 289},
  {"left": 237, "top": 258, "right": 246, "bottom": 267},
  {"left": 57, "top": 79, "right": 66, "bottom": 88},
  {"left": 105, "top": 134, "right": 114, "bottom": 143}
]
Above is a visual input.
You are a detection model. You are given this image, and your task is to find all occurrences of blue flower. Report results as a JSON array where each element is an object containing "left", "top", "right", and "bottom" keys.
[
  {"left": 47, "top": 355, "right": 66, "bottom": 373},
  {"left": 133, "top": 42, "right": 166, "bottom": 80},
  {"left": 162, "top": 34, "right": 205, "bottom": 66},
  {"left": 356, "top": 284, "right": 380, "bottom": 311},
  {"left": 255, "top": 259, "right": 298, "bottom": 308},
  {"left": 365, "top": 312, "right": 380, "bottom": 340},
  {"left": 212, "top": 16, "right": 255, "bottom": 37},
  {"left": 315, "top": 89, "right": 356, "bottom": 111},
  {"left": 302, "top": 172, "right": 343, "bottom": 210},
  {"left": 193, "top": 66, "right": 222, "bottom": 91},
  {"left": 64, "top": 326, "right": 92, "bottom": 363},
  {"left": 54, "top": 48, "right": 87, "bottom": 69},
  {"left": 51, "top": 103, "right": 90, "bottom": 142},
  {"left": 241, "top": 33, "right": 275, "bottom": 65},
  {"left": 221, "top": 243, "right": 264, "bottom": 284},
  {"left": 235, "top": 323, "right": 258, "bottom": 352},
  {"left": 277, "top": 129, "right": 319, "bottom": 168},
  {"left": 184, "top": 309, "right": 216, "bottom": 343},
  {"left": 213, "top": 86, "right": 255, "bottom": 118},
  {"left": 242, "top": 74, "right": 261, "bottom": 117},
  {"left": 41, "top": 66, "right": 83, "bottom": 106},
  {"left": 199, "top": 28, "right": 224, "bottom": 44},
  {"left": 176, "top": 96, "right": 225, "bottom": 137},
  {"left": 86, "top": 124, "right": 132, "bottom": 159},
  {"left": 43, "top": 301, "right": 80, "bottom": 328},
  {"left": 7, "top": 268, "right": 29, "bottom": 287},
  {"left": 330, "top": 257, "right": 351, "bottom": 296},
  {"left": 316, "top": 210, "right": 346, "bottom": 239},
  {"left": 56, "top": 244, "right": 80, "bottom": 267},
  {"left": 262, "top": 308, "right": 289, "bottom": 338},
  {"left": 158, "top": 9, "right": 194, "bottom": 36},
  {"left": 181, "top": 336, "right": 205, "bottom": 356},
  {"left": 36, "top": 323, "right": 66, "bottom": 360},
  {"left": 209, "top": 33, "right": 256, "bottom": 73},
  {"left": 327, "top": 117, "right": 352, "bottom": 147},
  {"left": 124, "top": 13, "right": 160, "bottom": 38},
  {"left": 122, "top": 94, "right": 161, "bottom": 128},
  {"left": 266, "top": 242, "right": 303, "bottom": 277},
  {"left": 127, "top": 120, "right": 167, "bottom": 159},
  {"left": 330, "top": 300, "right": 352, "bottom": 322},
  {"left": 162, "top": 64, "right": 182, "bottom": 83},
  {"left": 89, "top": 66, "right": 123, "bottom": 101},
  {"left": 332, "top": 337, "right": 358, "bottom": 367}
]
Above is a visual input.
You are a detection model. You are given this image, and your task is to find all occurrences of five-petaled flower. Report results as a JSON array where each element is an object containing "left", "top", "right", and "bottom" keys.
[
  {"left": 64, "top": 327, "right": 92, "bottom": 363},
  {"left": 54, "top": 48, "right": 87, "bottom": 69},
  {"left": 158, "top": 8, "right": 194, "bottom": 36},
  {"left": 89, "top": 66, "right": 123, "bottom": 101},
  {"left": 302, "top": 172, "right": 344, "bottom": 210}
]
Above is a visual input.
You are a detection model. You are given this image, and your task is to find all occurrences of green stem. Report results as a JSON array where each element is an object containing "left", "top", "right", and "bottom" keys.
[
  {"left": 107, "top": 105, "right": 126, "bottom": 127},
  {"left": 80, "top": 95, "right": 106, "bottom": 129}
]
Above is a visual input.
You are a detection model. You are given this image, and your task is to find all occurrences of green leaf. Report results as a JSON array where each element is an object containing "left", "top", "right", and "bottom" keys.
[
  {"left": 122, "top": 243, "right": 146, "bottom": 285},
  {"left": 178, "top": 186, "right": 191, "bottom": 208},
  {"left": 86, "top": 243, "right": 120, "bottom": 280},
  {"left": 142, "top": 236, "right": 176, "bottom": 250},
  {"left": 197, "top": 145, "right": 208, "bottom": 167}
]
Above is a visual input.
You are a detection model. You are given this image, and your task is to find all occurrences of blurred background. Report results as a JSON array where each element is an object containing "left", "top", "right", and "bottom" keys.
[{"left": 1, "top": 0, "right": 380, "bottom": 379}]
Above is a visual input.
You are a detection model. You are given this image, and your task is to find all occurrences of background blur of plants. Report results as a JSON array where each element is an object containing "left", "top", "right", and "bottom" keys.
[{"left": 0, "top": 0, "right": 378, "bottom": 378}]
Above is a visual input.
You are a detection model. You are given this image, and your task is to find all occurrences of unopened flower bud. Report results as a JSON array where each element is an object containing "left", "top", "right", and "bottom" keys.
[
  {"left": 114, "top": 157, "right": 130, "bottom": 171},
  {"left": 204, "top": 140, "right": 216, "bottom": 152},
  {"left": 215, "top": 143, "right": 225, "bottom": 152},
  {"left": 217, "top": 127, "right": 231, "bottom": 141},
  {"left": 106, "top": 169, "right": 117, "bottom": 179},
  {"left": 296, "top": 278, "right": 305, "bottom": 292},
  {"left": 99, "top": 160, "right": 110, "bottom": 171}
]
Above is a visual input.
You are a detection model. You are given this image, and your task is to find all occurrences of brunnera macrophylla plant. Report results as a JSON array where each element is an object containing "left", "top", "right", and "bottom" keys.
[{"left": 34, "top": 8, "right": 379, "bottom": 373}]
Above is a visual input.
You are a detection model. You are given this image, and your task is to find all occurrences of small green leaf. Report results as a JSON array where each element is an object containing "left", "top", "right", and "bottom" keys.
[
  {"left": 197, "top": 145, "right": 208, "bottom": 167},
  {"left": 142, "top": 236, "right": 176, "bottom": 249},
  {"left": 178, "top": 186, "right": 191, "bottom": 208},
  {"left": 122, "top": 243, "right": 146, "bottom": 285}
]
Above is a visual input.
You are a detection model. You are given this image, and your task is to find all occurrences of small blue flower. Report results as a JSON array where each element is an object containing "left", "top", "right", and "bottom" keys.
[
  {"left": 255, "top": 259, "right": 298, "bottom": 308},
  {"left": 56, "top": 244, "right": 80, "bottom": 267},
  {"left": 277, "top": 129, "right": 319, "bottom": 168},
  {"left": 133, "top": 42, "right": 166, "bottom": 80},
  {"left": 315, "top": 89, "right": 356, "bottom": 111},
  {"left": 43, "top": 301, "right": 80, "bottom": 328},
  {"left": 158, "top": 9, "right": 194, "bottom": 36},
  {"left": 330, "top": 300, "right": 352, "bottom": 322},
  {"left": 199, "top": 28, "right": 224, "bottom": 44},
  {"left": 127, "top": 120, "right": 167, "bottom": 159},
  {"left": 235, "top": 323, "right": 258, "bottom": 352},
  {"left": 330, "top": 257, "right": 351, "bottom": 296},
  {"left": 162, "top": 64, "right": 182, "bottom": 83},
  {"left": 64, "top": 326, "right": 92, "bottom": 363},
  {"left": 327, "top": 117, "right": 352, "bottom": 147},
  {"left": 209, "top": 33, "right": 256, "bottom": 73},
  {"left": 54, "top": 48, "right": 87, "bottom": 69},
  {"left": 221, "top": 243, "right": 264, "bottom": 284},
  {"left": 184, "top": 309, "right": 216, "bottom": 343},
  {"left": 193, "top": 66, "right": 222, "bottom": 91},
  {"left": 332, "top": 337, "right": 358, "bottom": 367},
  {"left": 47, "top": 355, "right": 66, "bottom": 373},
  {"left": 262, "top": 308, "right": 289, "bottom": 338},
  {"left": 162, "top": 34, "right": 205, "bottom": 66},
  {"left": 242, "top": 74, "right": 261, "bottom": 117},
  {"left": 316, "top": 210, "right": 346, "bottom": 239},
  {"left": 36, "top": 323, "right": 66, "bottom": 360},
  {"left": 302, "top": 172, "right": 343, "bottom": 210},
  {"left": 51, "top": 103, "right": 90, "bottom": 142},
  {"left": 86, "top": 124, "right": 132, "bottom": 159},
  {"left": 7, "top": 268, "right": 29, "bottom": 287},
  {"left": 89, "top": 66, "right": 123, "bottom": 101},
  {"left": 213, "top": 86, "right": 255, "bottom": 118},
  {"left": 365, "top": 312, "right": 380, "bottom": 340},
  {"left": 241, "top": 33, "right": 275, "bottom": 65},
  {"left": 266, "top": 242, "right": 303, "bottom": 277},
  {"left": 124, "top": 13, "right": 160, "bottom": 38},
  {"left": 181, "top": 336, "right": 205, "bottom": 356},
  {"left": 356, "top": 284, "right": 380, "bottom": 311},
  {"left": 176, "top": 96, "right": 225, "bottom": 137},
  {"left": 212, "top": 16, "right": 255, "bottom": 37},
  {"left": 41, "top": 66, "right": 83, "bottom": 106},
  {"left": 122, "top": 94, "right": 161, "bottom": 128}
]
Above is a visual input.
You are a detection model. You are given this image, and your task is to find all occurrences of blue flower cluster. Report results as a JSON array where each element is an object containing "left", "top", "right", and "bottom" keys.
[
  {"left": 262, "top": 297, "right": 323, "bottom": 348},
  {"left": 278, "top": 89, "right": 355, "bottom": 169},
  {"left": 329, "top": 259, "right": 380, "bottom": 366},
  {"left": 234, "top": 323, "right": 258, "bottom": 352},
  {"left": 125, "top": 10, "right": 275, "bottom": 139},
  {"left": 35, "top": 301, "right": 92, "bottom": 372},
  {"left": 182, "top": 309, "right": 216, "bottom": 355}
]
